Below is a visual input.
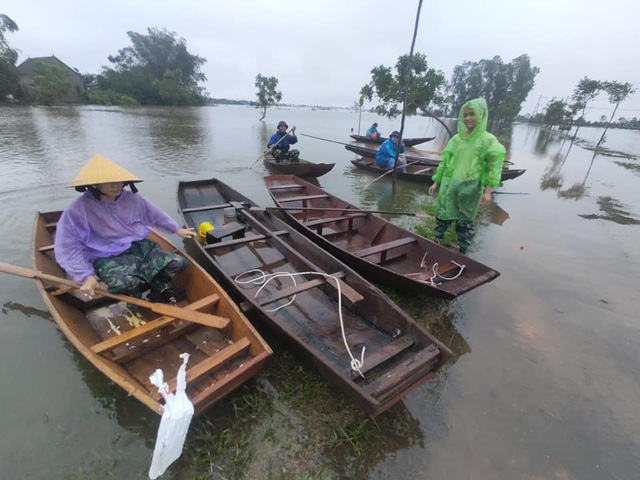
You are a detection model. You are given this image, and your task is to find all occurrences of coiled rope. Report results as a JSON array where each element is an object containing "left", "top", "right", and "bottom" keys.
[{"left": 235, "top": 269, "right": 366, "bottom": 377}]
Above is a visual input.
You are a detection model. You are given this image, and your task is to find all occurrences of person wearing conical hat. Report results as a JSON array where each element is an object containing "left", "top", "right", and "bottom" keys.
[
  {"left": 428, "top": 98, "right": 505, "bottom": 254},
  {"left": 54, "top": 155, "right": 197, "bottom": 301}
]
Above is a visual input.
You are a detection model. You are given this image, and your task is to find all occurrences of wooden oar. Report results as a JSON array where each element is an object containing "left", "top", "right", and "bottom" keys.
[
  {"left": 0, "top": 262, "right": 229, "bottom": 329},
  {"left": 256, "top": 206, "right": 431, "bottom": 219},
  {"left": 300, "top": 133, "right": 351, "bottom": 146},
  {"left": 366, "top": 159, "right": 422, "bottom": 186},
  {"left": 250, "top": 126, "right": 297, "bottom": 169}
]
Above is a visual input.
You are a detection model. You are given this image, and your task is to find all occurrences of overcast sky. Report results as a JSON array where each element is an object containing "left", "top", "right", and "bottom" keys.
[{"left": 5, "top": 0, "right": 639, "bottom": 118}]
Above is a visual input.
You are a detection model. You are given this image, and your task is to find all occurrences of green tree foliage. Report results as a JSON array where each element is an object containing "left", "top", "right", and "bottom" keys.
[
  {"left": 450, "top": 54, "right": 540, "bottom": 125},
  {"left": 0, "top": 13, "right": 19, "bottom": 98},
  {"left": 360, "top": 52, "right": 445, "bottom": 118},
  {"left": 99, "top": 28, "right": 207, "bottom": 106},
  {"left": 543, "top": 99, "right": 572, "bottom": 127},
  {"left": 31, "top": 63, "right": 71, "bottom": 105},
  {"left": 568, "top": 77, "right": 602, "bottom": 141},
  {"left": 255, "top": 74, "right": 282, "bottom": 120},
  {"left": 595, "top": 81, "right": 636, "bottom": 148},
  {"left": 86, "top": 89, "right": 139, "bottom": 106}
]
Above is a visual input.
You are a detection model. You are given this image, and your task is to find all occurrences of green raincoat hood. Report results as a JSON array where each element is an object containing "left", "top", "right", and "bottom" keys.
[{"left": 457, "top": 98, "right": 488, "bottom": 139}]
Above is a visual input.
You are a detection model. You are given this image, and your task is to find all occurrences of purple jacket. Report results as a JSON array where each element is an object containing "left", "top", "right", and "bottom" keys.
[{"left": 54, "top": 190, "right": 179, "bottom": 282}]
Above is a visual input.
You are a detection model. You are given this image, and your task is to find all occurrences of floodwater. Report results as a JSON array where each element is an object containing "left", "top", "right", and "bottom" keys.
[{"left": 0, "top": 105, "right": 639, "bottom": 480}]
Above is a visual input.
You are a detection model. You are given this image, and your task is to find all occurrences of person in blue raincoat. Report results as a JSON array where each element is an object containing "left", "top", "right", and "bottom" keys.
[
  {"left": 428, "top": 98, "right": 505, "bottom": 254},
  {"left": 267, "top": 120, "right": 299, "bottom": 163},
  {"left": 365, "top": 122, "right": 380, "bottom": 139},
  {"left": 375, "top": 131, "right": 406, "bottom": 170}
]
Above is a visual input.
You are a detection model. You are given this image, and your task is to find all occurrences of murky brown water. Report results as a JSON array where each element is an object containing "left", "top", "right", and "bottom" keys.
[{"left": 0, "top": 105, "right": 638, "bottom": 479}]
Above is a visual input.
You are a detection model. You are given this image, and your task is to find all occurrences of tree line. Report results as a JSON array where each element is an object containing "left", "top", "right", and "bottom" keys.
[
  {"left": 1, "top": 11, "right": 635, "bottom": 131},
  {"left": 359, "top": 52, "right": 541, "bottom": 129},
  {"left": 0, "top": 15, "right": 208, "bottom": 106}
]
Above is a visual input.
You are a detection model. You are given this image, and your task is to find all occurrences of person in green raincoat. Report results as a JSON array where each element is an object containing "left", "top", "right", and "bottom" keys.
[{"left": 428, "top": 98, "right": 505, "bottom": 254}]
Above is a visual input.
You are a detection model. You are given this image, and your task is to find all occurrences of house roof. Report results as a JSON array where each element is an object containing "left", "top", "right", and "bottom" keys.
[{"left": 17, "top": 55, "right": 81, "bottom": 77}]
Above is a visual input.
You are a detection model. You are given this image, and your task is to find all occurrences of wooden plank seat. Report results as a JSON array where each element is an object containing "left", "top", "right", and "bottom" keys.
[
  {"left": 45, "top": 222, "right": 58, "bottom": 229},
  {"left": 355, "top": 237, "right": 417, "bottom": 259},
  {"left": 257, "top": 271, "right": 347, "bottom": 306},
  {"left": 206, "top": 221, "right": 246, "bottom": 242},
  {"left": 278, "top": 194, "right": 330, "bottom": 203},
  {"left": 157, "top": 337, "right": 251, "bottom": 398},
  {"left": 268, "top": 184, "right": 306, "bottom": 191},
  {"left": 303, "top": 214, "right": 367, "bottom": 228},
  {"left": 364, "top": 344, "right": 440, "bottom": 402},
  {"left": 346, "top": 335, "right": 415, "bottom": 378},
  {"left": 182, "top": 201, "right": 248, "bottom": 214},
  {"left": 204, "top": 230, "right": 288, "bottom": 250},
  {"left": 39, "top": 245, "right": 54, "bottom": 252},
  {"left": 91, "top": 294, "right": 220, "bottom": 355}
]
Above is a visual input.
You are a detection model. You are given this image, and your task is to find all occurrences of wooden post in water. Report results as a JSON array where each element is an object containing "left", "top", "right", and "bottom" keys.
[
  {"left": 358, "top": 96, "right": 364, "bottom": 135},
  {"left": 393, "top": 0, "right": 424, "bottom": 191}
]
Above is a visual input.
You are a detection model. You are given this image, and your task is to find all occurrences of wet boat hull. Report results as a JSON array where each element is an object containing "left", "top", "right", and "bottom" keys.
[
  {"left": 177, "top": 178, "right": 452, "bottom": 417},
  {"left": 32, "top": 211, "right": 271, "bottom": 416},
  {"left": 264, "top": 175, "right": 501, "bottom": 298}
]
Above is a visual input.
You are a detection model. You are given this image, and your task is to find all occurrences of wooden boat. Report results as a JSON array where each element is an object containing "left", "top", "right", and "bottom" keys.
[
  {"left": 350, "top": 134, "right": 436, "bottom": 147},
  {"left": 350, "top": 157, "right": 526, "bottom": 184},
  {"left": 345, "top": 144, "right": 441, "bottom": 167},
  {"left": 350, "top": 158, "right": 435, "bottom": 183},
  {"left": 177, "top": 178, "right": 452, "bottom": 417},
  {"left": 264, "top": 175, "right": 501, "bottom": 298},
  {"left": 32, "top": 211, "right": 272, "bottom": 416},
  {"left": 263, "top": 153, "right": 334, "bottom": 178}
]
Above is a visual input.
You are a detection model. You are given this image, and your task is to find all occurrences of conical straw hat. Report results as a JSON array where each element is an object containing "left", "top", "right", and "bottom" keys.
[{"left": 67, "top": 154, "right": 142, "bottom": 187}]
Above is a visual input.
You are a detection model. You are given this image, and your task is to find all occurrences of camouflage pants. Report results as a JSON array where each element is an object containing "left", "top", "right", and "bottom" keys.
[
  {"left": 93, "top": 239, "right": 188, "bottom": 297},
  {"left": 272, "top": 149, "right": 300, "bottom": 163},
  {"left": 434, "top": 218, "right": 475, "bottom": 254}
]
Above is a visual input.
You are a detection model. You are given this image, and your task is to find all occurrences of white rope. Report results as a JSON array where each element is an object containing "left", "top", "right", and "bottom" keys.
[
  {"left": 234, "top": 269, "right": 366, "bottom": 377},
  {"left": 418, "top": 252, "right": 466, "bottom": 286}
]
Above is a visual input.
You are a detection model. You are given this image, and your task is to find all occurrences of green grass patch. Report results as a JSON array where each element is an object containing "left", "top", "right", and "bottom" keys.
[{"left": 413, "top": 200, "right": 458, "bottom": 248}]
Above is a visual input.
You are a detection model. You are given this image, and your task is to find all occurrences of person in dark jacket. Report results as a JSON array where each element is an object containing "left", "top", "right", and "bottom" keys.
[
  {"left": 375, "top": 131, "right": 406, "bottom": 170},
  {"left": 267, "top": 120, "right": 299, "bottom": 162},
  {"left": 365, "top": 122, "right": 380, "bottom": 139}
]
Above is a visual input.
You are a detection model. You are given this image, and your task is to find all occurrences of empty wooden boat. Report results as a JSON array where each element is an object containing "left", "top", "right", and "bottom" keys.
[
  {"left": 350, "top": 134, "right": 436, "bottom": 147},
  {"left": 264, "top": 175, "right": 501, "bottom": 298},
  {"left": 350, "top": 157, "right": 526, "bottom": 184},
  {"left": 263, "top": 153, "right": 335, "bottom": 178},
  {"left": 32, "top": 211, "right": 272, "bottom": 416},
  {"left": 350, "top": 158, "right": 436, "bottom": 183},
  {"left": 177, "top": 178, "right": 452, "bottom": 417}
]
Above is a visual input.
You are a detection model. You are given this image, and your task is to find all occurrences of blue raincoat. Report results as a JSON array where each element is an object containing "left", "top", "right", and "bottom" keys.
[
  {"left": 268, "top": 132, "right": 298, "bottom": 153},
  {"left": 376, "top": 139, "right": 405, "bottom": 169},
  {"left": 365, "top": 124, "right": 380, "bottom": 137}
]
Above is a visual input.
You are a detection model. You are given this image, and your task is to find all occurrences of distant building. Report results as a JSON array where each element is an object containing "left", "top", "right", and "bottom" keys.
[{"left": 16, "top": 55, "right": 85, "bottom": 102}]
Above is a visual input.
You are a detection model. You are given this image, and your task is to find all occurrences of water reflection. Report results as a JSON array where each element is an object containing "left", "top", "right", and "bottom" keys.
[
  {"left": 2, "top": 301, "right": 52, "bottom": 320},
  {"left": 579, "top": 196, "right": 640, "bottom": 225},
  {"left": 147, "top": 107, "right": 209, "bottom": 175},
  {"left": 540, "top": 149, "right": 566, "bottom": 191}
]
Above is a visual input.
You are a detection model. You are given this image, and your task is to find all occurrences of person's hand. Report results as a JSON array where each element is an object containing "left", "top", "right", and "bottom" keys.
[
  {"left": 290, "top": 126, "right": 297, "bottom": 134},
  {"left": 80, "top": 275, "right": 99, "bottom": 296},
  {"left": 480, "top": 189, "right": 492, "bottom": 207},
  {"left": 428, "top": 183, "right": 439, "bottom": 196},
  {"left": 177, "top": 227, "right": 197, "bottom": 239}
]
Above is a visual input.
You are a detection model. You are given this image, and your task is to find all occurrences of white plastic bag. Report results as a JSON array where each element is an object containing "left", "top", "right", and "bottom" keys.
[{"left": 148, "top": 353, "right": 195, "bottom": 479}]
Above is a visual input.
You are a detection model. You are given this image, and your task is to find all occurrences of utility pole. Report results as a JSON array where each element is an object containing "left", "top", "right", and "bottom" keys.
[{"left": 392, "top": 0, "right": 424, "bottom": 190}]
